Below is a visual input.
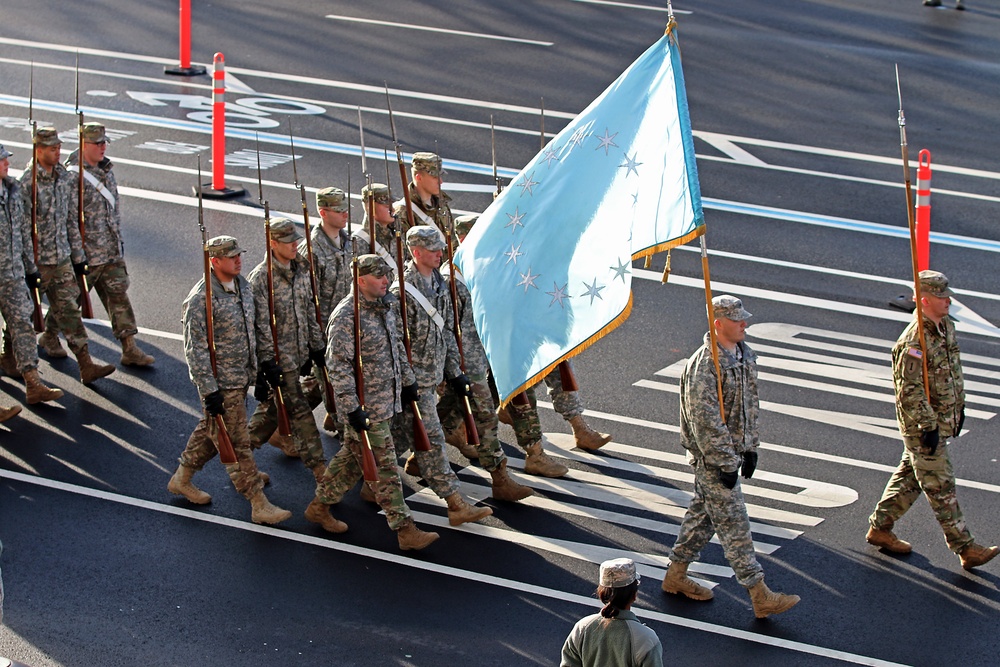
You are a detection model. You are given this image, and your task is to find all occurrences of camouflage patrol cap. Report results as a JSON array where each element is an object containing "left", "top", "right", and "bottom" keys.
[
  {"left": 268, "top": 217, "right": 303, "bottom": 244},
  {"left": 33, "top": 127, "right": 62, "bottom": 147},
  {"left": 713, "top": 294, "right": 752, "bottom": 321},
  {"left": 0, "top": 145, "right": 11, "bottom": 160},
  {"left": 454, "top": 214, "right": 479, "bottom": 238},
  {"left": 598, "top": 558, "right": 639, "bottom": 588},
  {"left": 81, "top": 122, "right": 108, "bottom": 144},
  {"left": 411, "top": 152, "right": 446, "bottom": 177},
  {"left": 918, "top": 270, "right": 954, "bottom": 298},
  {"left": 406, "top": 224, "right": 446, "bottom": 251},
  {"left": 316, "top": 187, "right": 349, "bottom": 212},
  {"left": 357, "top": 254, "right": 392, "bottom": 277},
  {"left": 207, "top": 235, "right": 245, "bottom": 258},
  {"left": 362, "top": 182, "right": 392, "bottom": 206}
]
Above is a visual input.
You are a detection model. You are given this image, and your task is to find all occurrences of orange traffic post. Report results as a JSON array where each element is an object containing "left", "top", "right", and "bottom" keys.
[
  {"left": 164, "top": 0, "right": 207, "bottom": 76},
  {"left": 915, "top": 149, "right": 932, "bottom": 271},
  {"left": 198, "top": 53, "right": 245, "bottom": 199}
]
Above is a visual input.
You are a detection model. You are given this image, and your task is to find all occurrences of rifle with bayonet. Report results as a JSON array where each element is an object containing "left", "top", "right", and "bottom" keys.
[
  {"left": 26, "top": 64, "right": 44, "bottom": 332},
  {"left": 74, "top": 53, "right": 94, "bottom": 319}
]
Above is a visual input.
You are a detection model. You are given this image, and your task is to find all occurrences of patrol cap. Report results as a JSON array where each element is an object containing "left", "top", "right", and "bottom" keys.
[
  {"left": 918, "top": 270, "right": 954, "bottom": 298},
  {"left": 316, "top": 187, "right": 349, "bottom": 212},
  {"left": 598, "top": 558, "right": 640, "bottom": 588},
  {"left": 207, "top": 235, "right": 245, "bottom": 258},
  {"left": 33, "top": 126, "right": 62, "bottom": 147},
  {"left": 411, "top": 151, "right": 446, "bottom": 177},
  {"left": 268, "top": 217, "right": 303, "bottom": 244},
  {"left": 0, "top": 145, "right": 11, "bottom": 160},
  {"left": 406, "top": 224, "right": 446, "bottom": 251},
  {"left": 362, "top": 182, "right": 392, "bottom": 206},
  {"left": 713, "top": 295, "right": 752, "bottom": 322},
  {"left": 81, "top": 122, "right": 108, "bottom": 144},
  {"left": 454, "top": 214, "right": 479, "bottom": 238},
  {"left": 356, "top": 254, "right": 392, "bottom": 277}
]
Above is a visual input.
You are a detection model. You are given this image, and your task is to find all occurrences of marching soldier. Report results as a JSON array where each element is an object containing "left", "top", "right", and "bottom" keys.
[
  {"left": 305, "top": 254, "right": 439, "bottom": 550},
  {"left": 65, "top": 122, "right": 155, "bottom": 367},
  {"left": 355, "top": 182, "right": 406, "bottom": 271},
  {"left": 18, "top": 127, "right": 114, "bottom": 384},
  {"left": 867, "top": 271, "right": 998, "bottom": 570},
  {"left": 393, "top": 152, "right": 451, "bottom": 237},
  {"left": 0, "top": 143, "right": 64, "bottom": 405},
  {"left": 661, "top": 295, "right": 799, "bottom": 619},
  {"left": 170, "top": 235, "right": 291, "bottom": 525}
]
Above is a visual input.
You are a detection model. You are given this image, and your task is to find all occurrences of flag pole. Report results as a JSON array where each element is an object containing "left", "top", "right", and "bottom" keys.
[{"left": 700, "top": 234, "right": 725, "bottom": 422}]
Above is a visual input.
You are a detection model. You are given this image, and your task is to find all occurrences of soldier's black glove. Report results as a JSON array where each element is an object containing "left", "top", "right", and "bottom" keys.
[
  {"left": 741, "top": 451, "right": 758, "bottom": 479},
  {"left": 921, "top": 427, "right": 940, "bottom": 455},
  {"left": 72, "top": 261, "right": 89, "bottom": 277},
  {"left": 299, "top": 359, "right": 313, "bottom": 377},
  {"left": 719, "top": 469, "right": 739, "bottom": 490},
  {"left": 310, "top": 348, "right": 326, "bottom": 370},
  {"left": 260, "top": 359, "right": 285, "bottom": 389},
  {"left": 448, "top": 373, "right": 473, "bottom": 398},
  {"left": 347, "top": 406, "right": 370, "bottom": 433},
  {"left": 956, "top": 408, "right": 966, "bottom": 437},
  {"left": 253, "top": 370, "right": 270, "bottom": 402},
  {"left": 401, "top": 382, "right": 419, "bottom": 404},
  {"left": 203, "top": 390, "right": 225, "bottom": 416},
  {"left": 25, "top": 271, "right": 41, "bottom": 291}
]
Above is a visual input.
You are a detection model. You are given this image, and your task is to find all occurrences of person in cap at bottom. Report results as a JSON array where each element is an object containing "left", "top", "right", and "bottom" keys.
[
  {"left": 662, "top": 295, "right": 799, "bottom": 618},
  {"left": 867, "top": 270, "right": 998, "bottom": 570},
  {"left": 560, "top": 558, "right": 663, "bottom": 667}
]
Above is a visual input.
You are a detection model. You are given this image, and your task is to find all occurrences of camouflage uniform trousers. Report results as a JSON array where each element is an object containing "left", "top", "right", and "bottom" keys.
[
  {"left": 437, "top": 369, "right": 505, "bottom": 471},
  {"left": 0, "top": 279, "right": 40, "bottom": 373},
  {"left": 391, "top": 387, "right": 460, "bottom": 499},
  {"left": 315, "top": 419, "right": 411, "bottom": 530},
  {"left": 249, "top": 373, "right": 340, "bottom": 441},
  {"left": 38, "top": 260, "right": 88, "bottom": 352},
  {"left": 487, "top": 372, "right": 541, "bottom": 452},
  {"left": 247, "top": 378, "right": 327, "bottom": 469},
  {"left": 304, "top": 370, "right": 342, "bottom": 431},
  {"left": 178, "top": 388, "right": 265, "bottom": 498},
  {"left": 544, "top": 366, "right": 584, "bottom": 421},
  {"left": 869, "top": 437, "right": 973, "bottom": 553},
  {"left": 669, "top": 459, "right": 764, "bottom": 588},
  {"left": 86, "top": 258, "right": 138, "bottom": 340}
]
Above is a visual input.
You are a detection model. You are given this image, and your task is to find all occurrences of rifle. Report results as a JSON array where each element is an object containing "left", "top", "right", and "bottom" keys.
[
  {"left": 74, "top": 54, "right": 94, "bottom": 319},
  {"left": 288, "top": 121, "right": 337, "bottom": 418},
  {"left": 27, "top": 64, "right": 44, "bottom": 332},
  {"left": 197, "top": 158, "right": 238, "bottom": 465}
]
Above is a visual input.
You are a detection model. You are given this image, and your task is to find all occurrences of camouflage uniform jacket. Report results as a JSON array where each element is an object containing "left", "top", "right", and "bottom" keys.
[
  {"left": 248, "top": 253, "right": 323, "bottom": 375},
  {"left": 353, "top": 217, "right": 408, "bottom": 269},
  {"left": 390, "top": 262, "right": 461, "bottom": 388},
  {"left": 893, "top": 315, "right": 964, "bottom": 438},
  {"left": 440, "top": 266, "right": 488, "bottom": 377},
  {"left": 64, "top": 150, "right": 123, "bottom": 265},
  {"left": 299, "top": 225, "right": 351, "bottom": 327},
  {"left": 679, "top": 333, "right": 760, "bottom": 473},
  {"left": 326, "top": 290, "right": 415, "bottom": 423},
  {"left": 395, "top": 182, "right": 453, "bottom": 235},
  {"left": 17, "top": 160, "right": 84, "bottom": 268},
  {"left": 0, "top": 176, "right": 33, "bottom": 283},
  {"left": 182, "top": 272, "right": 256, "bottom": 397}
]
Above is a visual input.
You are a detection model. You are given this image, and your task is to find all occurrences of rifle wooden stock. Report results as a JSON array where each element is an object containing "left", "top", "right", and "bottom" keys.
[
  {"left": 28, "top": 125, "right": 44, "bottom": 333},
  {"left": 557, "top": 361, "right": 579, "bottom": 392},
  {"left": 76, "top": 112, "right": 94, "bottom": 319}
]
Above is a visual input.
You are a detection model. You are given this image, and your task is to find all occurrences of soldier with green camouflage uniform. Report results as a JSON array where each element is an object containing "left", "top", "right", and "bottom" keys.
[
  {"left": 0, "top": 143, "right": 64, "bottom": 406},
  {"left": 17, "top": 127, "right": 114, "bottom": 385},
  {"left": 356, "top": 182, "right": 407, "bottom": 273},
  {"left": 867, "top": 270, "right": 998, "bottom": 570},
  {"left": 393, "top": 152, "right": 450, "bottom": 240},
  {"left": 304, "top": 254, "right": 439, "bottom": 550},
  {"left": 169, "top": 235, "right": 291, "bottom": 525},
  {"left": 65, "top": 122, "right": 154, "bottom": 367},
  {"left": 662, "top": 295, "right": 799, "bottom": 619}
]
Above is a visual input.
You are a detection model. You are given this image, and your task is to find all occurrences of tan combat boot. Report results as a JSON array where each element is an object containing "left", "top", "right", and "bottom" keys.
[
  {"left": 23, "top": 368, "right": 64, "bottom": 404},
  {"left": 445, "top": 492, "right": 493, "bottom": 526},
  {"left": 269, "top": 431, "right": 299, "bottom": 457},
  {"left": 249, "top": 491, "right": 292, "bottom": 525},
  {"left": 490, "top": 459, "right": 534, "bottom": 502},
  {"left": 866, "top": 526, "right": 912, "bottom": 554},
  {"left": 359, "top": 482, "right": 377, "bottom": 504},
  {"left": 446, "top": 423, "right": 479, "bottom": 459},
  {"left": 661, "top": 561, "right": 713, "bottom": 600},
  {"left": 304, "top": 498, "right": 348, "bottom": 533},
  {"left": 38, "top": 330, "right": 68, "bottom": 358},
  {"left": 524, "top": 440, "right": 568, "bottom": 478},
  {"left": 959, "top": 543, "right": 999, "bottom": 570},
  {"left": 74, "top": 345, "right": 115, "bottom": 384},
  {"left": 569, "top": 415, "right": 612, "bottom": 451},
  {"left": 0, "top": 403, "right": 22, "bottom": 422},
  {"left": 0, "top": 334, "right": 18, "bottom": 377},
  {"left": 396, "top": 518, "right": 440, "bottom": 551},
  {"left": 167, "top": 464, "right": 212, "bottom": 504},
  {"left": 747, "top": 580, "right": 800, "bottom": 618},
  {"left": 120, "top": 335, "right": 155, "bottom": 366},
  {"left": 403, "top": 453, "right": 421, "bottom": 477}
]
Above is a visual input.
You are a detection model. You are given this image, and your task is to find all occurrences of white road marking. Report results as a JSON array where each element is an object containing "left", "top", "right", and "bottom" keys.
[
  {"left": 324, "top": 15, "right": 554, "bottom": 46},
  {"left": 570, "top": 0, "right": 693, "bottom": 13}
]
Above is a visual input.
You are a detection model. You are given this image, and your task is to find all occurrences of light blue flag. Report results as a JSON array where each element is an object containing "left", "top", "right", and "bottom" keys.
[{"left": 455, "top": 25, "right": 704, "bottom": 403}]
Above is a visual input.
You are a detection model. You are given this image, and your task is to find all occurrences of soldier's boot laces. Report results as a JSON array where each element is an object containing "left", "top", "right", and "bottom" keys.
[
  {"left": 866, "top": 526, "right": 912, "bottom": 554},
  {"left": 74, "top": 346, "right": 115, "bottom": 384},
  {"left": 23, "top": 368, "right": 63, "bottom": 404},
  {"left": 497, "top": 405, "right": 513, "bottom": 426},
  {"left": 959, "top": 543, "right": 999, "bottom": 570},
  {"left": 446, "top": 424, "right": 479, "bottom": 459},
  {"left": 524, "top": 440, "right": 568, "bottom": 478},
  {"left": 38, "top": 331, "right": 68, "bottom": 359},
  {"left": 396, "top": 519, "right": 439, "bottom": 551},
  {"left": 120, "top": 335, "right": 155, "bottom": 366},
  {"left": 445, "top": 492, "right": 493, "bottom": 526},
  {"left": 661, "top": 561, "right": 714, "bottom": 601},
  {"left": 403, "top": 453, "right": 421, "bottom": 477},
  {"left": 359, "top": 482, "right": 377, "bottom": 504},
  {"left": 490, "top": 459, "right": 534, "bottom": 502},
  {"left": 167, "top": 464, "right": 212, "bottom": 505},
  {"left": 249, "top": 491, "right": 292, "bottom": 525},
  {"left": 0, "top": 335, "right": 18, "bottom": 377},
  {"left": 0, "top": 403, "right": 22, "bottom": 423},
  {"left": 569, "top": 415, "right": 612, "bottom": 451},
  {"left": 304, "top": 498, "right": 347, "bottom": 533},
  {"left": 748, "top": 580, "right": 800, "bottom": 619},
  {"left": 269, "top": 431, "right": 299, "bottom": 458}
]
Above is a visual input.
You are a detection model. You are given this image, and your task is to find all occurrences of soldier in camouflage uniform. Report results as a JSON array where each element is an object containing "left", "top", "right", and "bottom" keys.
[
  {"left": 390, "top": 225, "right": 493, "bottom": 526},
  {"left": 304, "top": 254, "right": 439, "bottom": 550},
  {"left": 393, "top": 152, "right": 450, "bottom": 239},
  {"left": 867, "top": 271, "right": 998, "bottom": 570},
  {"left": 355, "top": 182, "right": 407, "bottom": 275},
  {"left": 246, "top": 218, "right": 328, "bottom": 480},
  {"left": 169, "top": 235, "right": 291, "bottom": 525},
  {"left": 17, "top": 127, "right": 115, "bottom": 385},
  {"left": 64, "top": 122, "right": 154, "bottom": 367},
  {"left": 663, "top": 295, "right": 799, "bottom": 619},
  {"left": 0, "top": 143, "right": 64, "bottom": 406}
]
